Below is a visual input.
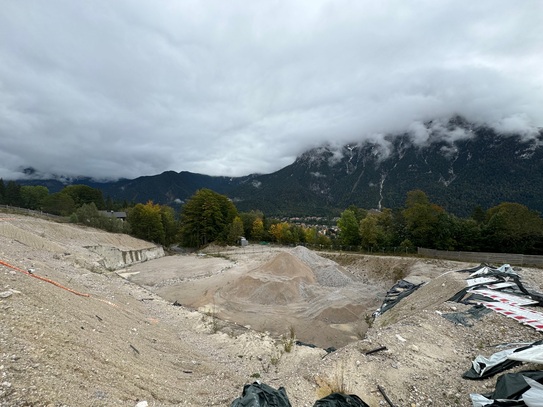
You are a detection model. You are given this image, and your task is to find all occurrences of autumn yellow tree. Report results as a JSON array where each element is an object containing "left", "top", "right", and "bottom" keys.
[
  {"left": 227, "top": 216, "right": 245, "bottom": 245},
  {"left": 251, "top": 218, "right": 264, "bottom": 241},
  {"left": 127, "top": 201, "right": 165, "bottom": 244},
  {"left": 269, "top": 222, "right": 289, "bottom": 243}
]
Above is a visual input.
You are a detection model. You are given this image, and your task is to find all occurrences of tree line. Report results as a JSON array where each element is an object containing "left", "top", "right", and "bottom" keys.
[
  {"left": 336, "top": 189, "right": 543, "bottom": 255},
  {"left": 0, "top": 180, "right": 331, "bottom": 248},
  {"left": 2, "top": 179, "right": 542, "bottom": 254}
]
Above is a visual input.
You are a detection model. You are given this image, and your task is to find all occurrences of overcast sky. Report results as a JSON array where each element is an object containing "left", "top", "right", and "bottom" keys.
[{"left": 1, "top": 0, "right": 542, "bottom": 180}]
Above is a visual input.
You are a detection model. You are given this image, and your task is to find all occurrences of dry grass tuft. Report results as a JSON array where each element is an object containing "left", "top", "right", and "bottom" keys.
[{"left": 314, "top": 360, "right": 348, "bottom": 398}]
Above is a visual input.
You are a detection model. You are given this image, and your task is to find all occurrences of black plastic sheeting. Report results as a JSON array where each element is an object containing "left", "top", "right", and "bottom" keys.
[
  {"left": 230, "top": 382, "right": 292, "bottom": 407},
  {"left": 448, "top": 286, "right": 498, "bottom": 304},
  {"left": 463, "top": 340, "right": 543, "bottom": 380},
  {"left": 373, "top": 279, "right": 424, "bottom": 317},
  {"left": 295, "top": 341, "right": 337, "bottom": 354},
  {"left": 230, "top": 383, "right": 371, "bottom": 407},
  {"left": 312, "top": 392, "right": 370, "bottom": 407},
  {"left": 455, "top": 264, "right": 494, "bottom": 274},
  {"left": 456, "top": 263, "right": 518, "bottom": 276},
  {"left": 442, "top": 304, "right": 492, "bottom": 327},
  {"left": 494, "top": 371, "right": 543, "bottom": 399},
  {"left": 471, "top": 370, "right": 543, "bottom": 407},
  {"left": 463, "top": 352, "right": 523, "bottom": 381}
]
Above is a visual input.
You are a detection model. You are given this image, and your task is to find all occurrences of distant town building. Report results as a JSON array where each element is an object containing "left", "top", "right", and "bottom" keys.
[{"left": 99, "top": 211, "right": 127, "bottom": 221}]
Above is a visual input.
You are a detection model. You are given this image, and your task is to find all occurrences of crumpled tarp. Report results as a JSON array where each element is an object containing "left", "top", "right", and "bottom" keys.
[
  {"left": 442, "top": 304, "right": 492, "bottom": 326},
  {"left": 463, "top": 341, "right": 543, "bottom": 380},
  {"left": 230, "top": 382, "right": 292, "bottom": 407},
  {"left": 522, "top": 377, "right": 543, "bottom": 407},
  {"left": 373, "top": 279, "right": 423, "bottom": 317},
  {"left": 456, "top": 263, "right": 519, "bottom": 278},
  {"left": 313, "top": 393, "right": 369, "bottom": 407},
  {"left": 230, "top": 384, "right": 371, "bottom": 407},
  {"left": 470, "top": 370, "right": 543, "bottom": 407},
  {"left": 508, "top": 344, "right": 543, "bottom": 364},
  {"left": 463, "top": 348, "right": 522, "bottom": 380},
  {"left": 449, "top": 264, "right": 543, "bottom": 321}
]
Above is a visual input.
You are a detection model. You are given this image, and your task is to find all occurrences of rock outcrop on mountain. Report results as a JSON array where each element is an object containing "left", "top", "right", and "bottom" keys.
[{"left": 17, "top": 118, "right": 543, "bottom": 216}]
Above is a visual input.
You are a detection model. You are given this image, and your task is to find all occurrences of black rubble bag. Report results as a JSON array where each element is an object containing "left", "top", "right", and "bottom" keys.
[
  {"left": 313, "top": 392, "right": 370, "bottom": 407},
  {"left": 230, "top": 382, "right": 292, "bottom": 407}
]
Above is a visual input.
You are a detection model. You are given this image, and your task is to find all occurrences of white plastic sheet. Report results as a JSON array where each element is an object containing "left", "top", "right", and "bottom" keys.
[
  {"left": 472, "top": 348, "right": 517, "bottom": 376},
  {"left": 508, "top": 345, "right": 543, "bottom": 364},
  {"left": 470, "top": 393, "right": 492, "bottom": 407},
  {"left": 523, "top": 376, "right": 543, "bottom": 407}
]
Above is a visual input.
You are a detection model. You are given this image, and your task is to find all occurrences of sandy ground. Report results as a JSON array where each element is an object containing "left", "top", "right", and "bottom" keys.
[
  {"left": 1, "top": 213, "right": 543, "bottom": 407},
  {"left": 120, "top": 246, "right": 383, "bottom": 349}
]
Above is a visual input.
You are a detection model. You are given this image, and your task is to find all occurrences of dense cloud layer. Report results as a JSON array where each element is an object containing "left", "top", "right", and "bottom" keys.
[{"left": 1, "top": 0, "right": 542, "bottom": 180}]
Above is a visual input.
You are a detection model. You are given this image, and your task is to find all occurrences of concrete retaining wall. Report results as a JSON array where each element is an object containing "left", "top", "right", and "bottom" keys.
[{"left": 85, "top": 245, "right": 165, "bottom": 270}]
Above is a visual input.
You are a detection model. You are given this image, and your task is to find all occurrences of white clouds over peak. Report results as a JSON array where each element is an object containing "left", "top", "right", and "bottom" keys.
[{"left": 0, "top": 0, "right": 542, "bottom": 180}]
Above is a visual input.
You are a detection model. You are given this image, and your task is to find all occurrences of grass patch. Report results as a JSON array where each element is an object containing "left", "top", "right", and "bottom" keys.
[
  {"left": 281, "top": 326, "right": 296, "bottom": 353},
  {"left": 315, "top": 360, "right": 348, "bottom": 398},
  {"left": 364, "top": 313, "right": 374, "bottom": 329}
]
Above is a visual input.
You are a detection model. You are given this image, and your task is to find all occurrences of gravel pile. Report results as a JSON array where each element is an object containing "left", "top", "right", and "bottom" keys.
[{"left": 292, "top": 246, "right": 353, "bottom": 287}]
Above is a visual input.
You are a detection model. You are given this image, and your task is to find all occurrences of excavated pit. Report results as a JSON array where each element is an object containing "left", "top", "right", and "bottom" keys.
[{"left": 121, "top": 247, "right": 388, "bottom": 348}]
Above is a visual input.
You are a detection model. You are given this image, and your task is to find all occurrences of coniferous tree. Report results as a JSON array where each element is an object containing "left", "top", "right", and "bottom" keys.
[
  {"left": 20, "top": 186, "right": 49, "bottom": 210},
  {"left": 0, "top": 179, "right": 6, "bottom": 204},
  {"left": 160, "top": 205, "right": 178, "bottom": 246},
  {"left": 179, "top": 189, "right": 238, "bottom": 248},
  {"left": 5, "top": 181, "right": 22, "bottom": 207},
  {"left": 62, "top": 185, "right": 105, "bottom": 209}
]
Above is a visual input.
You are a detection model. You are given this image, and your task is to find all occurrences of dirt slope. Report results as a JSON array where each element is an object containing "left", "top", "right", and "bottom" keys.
[{"left": 2, "top": 213, "right": 543, "bottom": 407}]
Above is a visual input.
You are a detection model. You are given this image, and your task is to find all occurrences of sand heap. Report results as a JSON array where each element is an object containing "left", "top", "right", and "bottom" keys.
[
  {"left": 223, "top": 251, "right": 317, "bottom": 305},
  {"left": 291, "top": 246, "right": 353, "bottom": 287}
]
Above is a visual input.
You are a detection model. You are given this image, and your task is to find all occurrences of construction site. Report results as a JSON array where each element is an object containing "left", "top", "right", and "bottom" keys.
[{"left": 1, "top": 213, "right": 543, "bottom": 406}]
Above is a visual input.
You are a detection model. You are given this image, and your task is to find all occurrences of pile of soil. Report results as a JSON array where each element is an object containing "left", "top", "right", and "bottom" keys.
[
  {"left": 225, "top": 252, "right": 316, "bottom": 305},
  {"left": 125, "top": 246, "right": 380, "bottom": 348}
]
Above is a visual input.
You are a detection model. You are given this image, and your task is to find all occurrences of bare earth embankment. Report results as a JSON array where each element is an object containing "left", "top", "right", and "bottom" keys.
[{"left": 1, "top": 213, "right": 543, "bottom": 406}]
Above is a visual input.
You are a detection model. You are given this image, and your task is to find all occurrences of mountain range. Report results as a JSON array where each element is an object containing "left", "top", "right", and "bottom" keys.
[{"left": 18, "top": 118, "right": 543, "bottom": 217}]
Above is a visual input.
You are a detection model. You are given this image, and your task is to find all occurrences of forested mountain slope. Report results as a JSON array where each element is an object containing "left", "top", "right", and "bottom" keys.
[{"left": 18, "top": 120, "right": 543, "bottom": 216}]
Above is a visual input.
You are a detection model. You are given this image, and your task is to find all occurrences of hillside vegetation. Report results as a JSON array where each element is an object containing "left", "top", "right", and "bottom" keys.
[{"left": 13, "top": 123, "right": 543, "bottom": 217}]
